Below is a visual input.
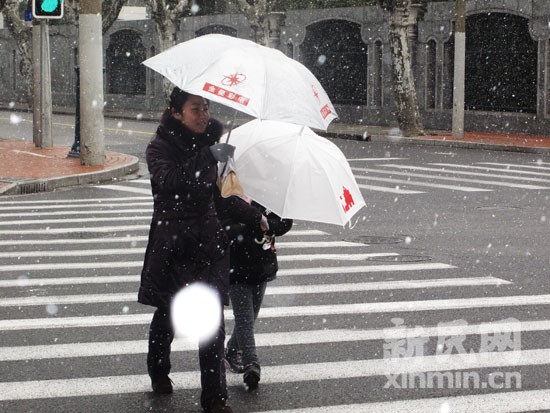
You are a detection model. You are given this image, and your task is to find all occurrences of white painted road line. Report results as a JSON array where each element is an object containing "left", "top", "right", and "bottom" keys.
[
  {"left": 0, "top": 196, "right": 151, "bottom": 207},
  {"left": 0, "top": 317, "right": 540, "bottom": 362},
  {"left": 0, "top": 215, "right": 149, "bottom": 226},
  {"left": 0, "top": 349, "right": 548, "bottom": 401},
  {"left": 352, "top": 167, "right": 550, "bottom": 190},
  {"left": 477, "top": 162, "right": 550, "bottom": 171},
  {"left": 0, "top": 236, "right": 149, "bottom": 247},
  {"left": 430, "top": 163, "right": 550, "bottom": 177},
  {"left": 381, "top": 164, "right": 550, "bottom": 184},
  {"left": 0, "top": 262, "right": 452, "bottom": 273},
  {"left": 255, "top": 390, "right": 550, "bottom": 413},
  {"left": 2, "top": 293, "right": 550, "bottom": 330},
  {"left": 0, "top": 208, "right": 152, "bottom": 218},
  {"left": 0, "top": 277, "right": 509, "bottom": 307},
  {"left": 357, "top": 183, "right": 424, "bottom": 194},
  {"left": 98, "top": 184, "right": 153, "bottom": 195},
  {"left": 355, "top": 174, "right": 491, "bottom": 192}
]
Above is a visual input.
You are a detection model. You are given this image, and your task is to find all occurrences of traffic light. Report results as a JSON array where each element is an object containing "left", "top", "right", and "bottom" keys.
[{"left": 32, "top": 0, "right": 64, "bottom": 19}]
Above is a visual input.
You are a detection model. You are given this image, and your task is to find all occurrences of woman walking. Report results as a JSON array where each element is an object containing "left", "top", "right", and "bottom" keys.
[{"left": 138, "top": 87, "right": 235, "bottom": 413}]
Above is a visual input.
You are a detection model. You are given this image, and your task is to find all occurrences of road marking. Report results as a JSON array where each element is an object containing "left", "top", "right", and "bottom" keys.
[
  {"left": 0, "top": 239, "right": 357, "bottom": 248},
  {"left": 0, "top": 277, "right": 508, "bottom": 307},
  {"left": 381, "top": 164, "right": 550, "bottom": 184},
  {"left": 0, "top": 224, "right": 151, "bottom": 235},
  {"left": 0, "top": 349, "right": 546, "bottom": 400},
  {"left": 0, "top": 316, "right": 534, "bottom": 361},
  {"left": 355, "top": 174, "right": 490, "bottom": 192},
  {"left": 352, "top": 167, "right": 550, "bottom": 190},
  {"left": 0, "top": 215, "right": 149, "bottom": 226},
  {"left": 357, "top": 183, "right": 424, "bottom": 194},
  {"left": 3, "top": 293, "right": 550, "bottom": 330},
  {"left": 0, "top": 196, "right": 151, "bottom": 206},
  {"left": 0, "top": 208, "right": 152, "bottom": 218},
  {"left": 0, "top": 236, "right": 148, "bottom": 247},
  {"left": 0, "top": 225, "right": 326, "bottom": 235},
  {"left": 431, "top": 163, "right": 550, "bottom": 177},
  {"left": 0, "top": 250, "right": 390, "bottom": 260},
  {"left": 0, "top": 261, "right": 452, "bottom": 273},
  {"left": 255, "top": 390, "right": 550, "bottom": 413},
  {"left": 98, "top": 184, "right": 152, "bottom": 195},
  {"left": 477, "top": 162, "right": 550, "bottom": 171}
]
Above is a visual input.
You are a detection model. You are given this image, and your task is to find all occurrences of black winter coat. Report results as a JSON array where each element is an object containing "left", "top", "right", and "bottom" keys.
[
  {"left": 138, "top": 116, "right": 236, "bottom": 308},
  {"left": 218, "top": 197, "right": 293, "bottom": 285}
]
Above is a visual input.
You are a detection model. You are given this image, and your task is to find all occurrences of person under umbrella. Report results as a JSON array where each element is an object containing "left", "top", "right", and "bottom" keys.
[
  {"left": 138, "top": 87, "right": 236, "bottom": 413},
  {"left": 218, "top": 196, "right": 293, "bottom": 390}
]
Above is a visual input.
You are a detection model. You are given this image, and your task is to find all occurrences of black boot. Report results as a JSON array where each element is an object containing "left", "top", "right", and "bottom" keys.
[
  {"left": 243, "top": 363, "right": 261, "bottom": 390},
  {"left": 150, "top": 374, "right": 173, "bottom": 394}
]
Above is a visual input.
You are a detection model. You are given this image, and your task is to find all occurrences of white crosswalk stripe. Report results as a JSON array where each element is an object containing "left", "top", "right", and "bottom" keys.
[
  {"left": 351, "top": 159, "right": 550, "bottom": 194},
  {"left": 1, "top": 184, "right": 548, "bottom": 412}
]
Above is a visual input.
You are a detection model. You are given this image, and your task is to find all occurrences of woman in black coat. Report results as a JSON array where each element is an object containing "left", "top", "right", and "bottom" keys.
[
  {"left": 218, "top": 197, "right": 293, "bottom": 390},
  {"left": 138, "top": 87, "right": 236, "bottom": 413}
]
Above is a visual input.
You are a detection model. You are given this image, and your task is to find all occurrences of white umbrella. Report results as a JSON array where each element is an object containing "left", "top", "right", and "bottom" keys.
[
  {"left": 224, "top": 119, "right": 366, "bottom": 226},
  {"left": 142, "top": 34, "right": 337, "bottom": 131}
]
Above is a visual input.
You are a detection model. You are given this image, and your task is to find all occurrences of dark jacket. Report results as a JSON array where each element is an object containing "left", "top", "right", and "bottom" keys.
[
  {"left": 218, "top": 197, "right": 293, "bottom": 285},
  {"left": 138, "top": 116, "right": 233, "bottom": 308}
]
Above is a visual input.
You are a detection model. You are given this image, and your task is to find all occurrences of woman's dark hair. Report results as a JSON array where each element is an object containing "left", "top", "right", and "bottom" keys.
[{"left": 160, "top": 87, "right": 191, "bottom": 124}]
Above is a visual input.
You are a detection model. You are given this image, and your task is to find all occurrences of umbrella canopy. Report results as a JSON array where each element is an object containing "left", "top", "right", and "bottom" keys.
[
  {"left": 142, "top": 34, "right": 337, "bottom": 131},
  {"left": 225, "top": 119, "right": 366, "bottom": 226}
]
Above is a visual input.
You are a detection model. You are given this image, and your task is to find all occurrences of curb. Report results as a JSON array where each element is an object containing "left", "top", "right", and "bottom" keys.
[
  {"left": 323, "top": 132, "right": 550, "bottom": 155},
  {"left": 0, "top": 155, "right": 140, "bottom": 196}
]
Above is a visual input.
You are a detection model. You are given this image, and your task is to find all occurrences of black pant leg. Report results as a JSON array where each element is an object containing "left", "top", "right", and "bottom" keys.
[{"left": 147, "top": 307, "right": 174, "bottom": 377}]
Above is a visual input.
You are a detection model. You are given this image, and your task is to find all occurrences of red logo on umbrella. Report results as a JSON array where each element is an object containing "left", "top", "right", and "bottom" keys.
[
  {"left": 311, "top": 85, "right": 320, "bottom": 102},
  {"left": 222, "top": 73, "right": 247, "bottom": 87},
  {"left": 340, "top": 186, "right": 355, "bottom": 213}
]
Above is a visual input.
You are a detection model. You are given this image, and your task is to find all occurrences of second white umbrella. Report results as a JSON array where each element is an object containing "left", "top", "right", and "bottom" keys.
[{"left": 225, "top": 119, "right": 366, "bottom": 226}]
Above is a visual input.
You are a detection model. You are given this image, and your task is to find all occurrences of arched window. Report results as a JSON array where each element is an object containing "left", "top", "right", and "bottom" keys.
[
  {"left": 300, "top": 20, "right": 367, "bottom": 104},
  {"left": 426, "top": 39, "right": 437, "bottom": 109},
  {"left": 465, "top": 13, "right": 536, "bottom": 113},
  {"left": 106, "top": 30, "right": 146, "bottom": 95}
]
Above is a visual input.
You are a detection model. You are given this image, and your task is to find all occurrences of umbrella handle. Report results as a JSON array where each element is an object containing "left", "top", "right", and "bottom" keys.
[{"left": 224, "top": 109, "right": 238, "bottom": 144}]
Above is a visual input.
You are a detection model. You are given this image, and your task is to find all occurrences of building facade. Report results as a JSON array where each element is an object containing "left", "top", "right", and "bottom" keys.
[{"left": 1, "top": 0, "right": 549, "bottom": 134}]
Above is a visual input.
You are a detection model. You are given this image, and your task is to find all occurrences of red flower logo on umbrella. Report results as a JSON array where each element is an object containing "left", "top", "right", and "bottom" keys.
[{"left": 222, "top": 73, "right": 247, "bottom": 87}]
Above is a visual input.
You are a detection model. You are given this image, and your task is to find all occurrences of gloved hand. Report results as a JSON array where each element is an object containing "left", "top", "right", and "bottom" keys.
[
  {"left": 260, "top": 215, "right": 269, "bottom": 232},
  {"left": 209, "top": 143, "right": 235, "bottom": 162}
]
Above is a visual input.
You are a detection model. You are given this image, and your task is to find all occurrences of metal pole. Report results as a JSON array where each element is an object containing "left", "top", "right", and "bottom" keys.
[
  {"left": 39, "top": 20, "right": 53, "bottom": 147},
  {"left": 452, "top": 0, "right": 466, "bottom": 138},
  {"left": 68, "top": 66, "right": 81, "bottom": 158}
]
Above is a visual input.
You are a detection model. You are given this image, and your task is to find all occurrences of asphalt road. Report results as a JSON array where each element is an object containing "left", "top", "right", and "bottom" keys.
[{"left": 0, "top": 113, "right": 549, "bottom": 412}]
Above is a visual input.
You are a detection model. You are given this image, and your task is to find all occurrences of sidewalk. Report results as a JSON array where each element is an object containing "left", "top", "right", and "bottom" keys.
[
  {"left": 0, "top": 122, "right": 548, "bottom": 196},
  {"left": 0, "top": 140, "right": 140, "bottom": 196}
]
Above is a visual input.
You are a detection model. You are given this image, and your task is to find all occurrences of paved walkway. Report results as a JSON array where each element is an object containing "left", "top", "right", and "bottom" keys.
[{"left": 0, "top": 121, "right": 548, "bottom": 196}]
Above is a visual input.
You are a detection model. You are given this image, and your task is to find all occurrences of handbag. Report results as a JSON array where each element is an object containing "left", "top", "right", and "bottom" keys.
[{"left": 217, "top": 157, "right": 244, "bottom": 197}]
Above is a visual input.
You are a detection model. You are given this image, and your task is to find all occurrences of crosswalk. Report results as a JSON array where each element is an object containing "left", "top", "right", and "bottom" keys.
[
  {"left": 349, "top": 158, "right": 550, "bottom": 194},
  {"left": 1, "top": 180, "right": 550, "bottom": 412}
]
